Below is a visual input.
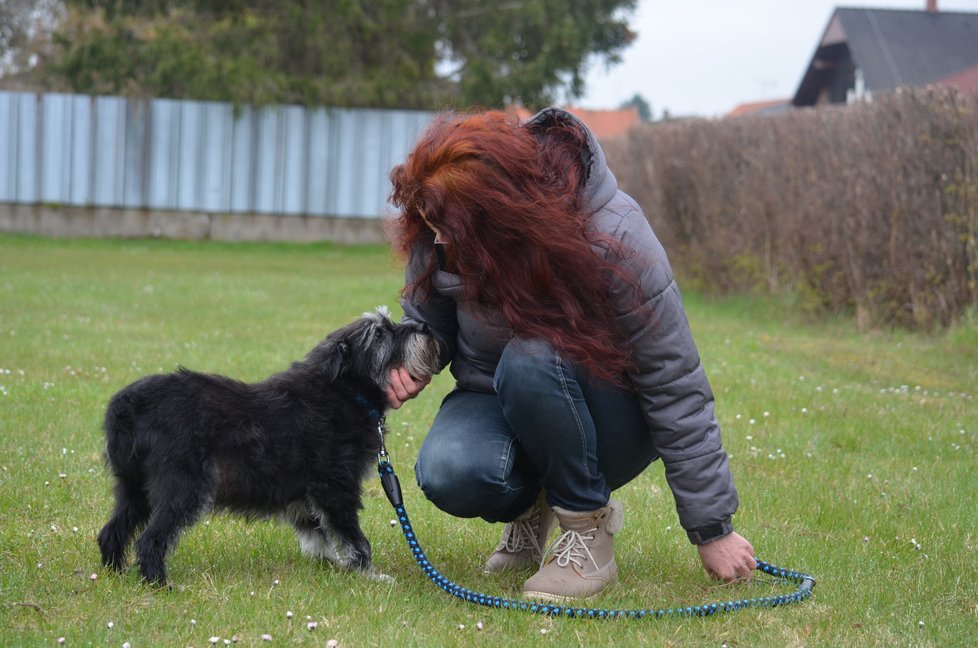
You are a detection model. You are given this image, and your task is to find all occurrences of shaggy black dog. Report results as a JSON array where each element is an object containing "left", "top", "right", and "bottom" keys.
[{"left": 96, "top": 307, "right": 440, "bottom": 586}]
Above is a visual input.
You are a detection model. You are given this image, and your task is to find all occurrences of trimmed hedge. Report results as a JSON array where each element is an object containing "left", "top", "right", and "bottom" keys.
[{"left": 605, "top": 87, "right": 978, "bottom": 329}]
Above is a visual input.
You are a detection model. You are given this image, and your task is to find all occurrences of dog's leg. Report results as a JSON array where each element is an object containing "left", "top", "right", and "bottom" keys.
[
  {"left": 286, "top": 502, "right": 341, "bottom": 562},
  {"left": 305, "top": 484, "right": 372, "bottom": 572},
  {"left": 134, "top": 471, "right": 214, "bottom": 586},
  {"left": 98, "top": 476, "right": 151, "bottom": 571}
]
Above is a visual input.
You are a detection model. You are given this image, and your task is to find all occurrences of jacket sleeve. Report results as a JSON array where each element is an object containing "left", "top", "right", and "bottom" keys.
[
  {"left": 399, "top": 244, "right": 458, "bottom": 371},
  {"left": 606, "top": 200, "right": 739, "bottom": 543}
]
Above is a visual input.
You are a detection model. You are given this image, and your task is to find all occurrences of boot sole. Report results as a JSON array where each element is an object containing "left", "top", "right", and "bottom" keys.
[
  {"left": 523, "top": 569, "right": 618, "bottom": 603},
  {"left": 522, "top": 574, "right": 617, "bottom": 603},
  {"left": 522, "top": 589, "right": 581, "bottom": 603}
]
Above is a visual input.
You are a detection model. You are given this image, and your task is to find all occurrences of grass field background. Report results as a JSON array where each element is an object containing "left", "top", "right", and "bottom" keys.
[{"left": 1, "top": 234, "right": 975, "bottom": 647}]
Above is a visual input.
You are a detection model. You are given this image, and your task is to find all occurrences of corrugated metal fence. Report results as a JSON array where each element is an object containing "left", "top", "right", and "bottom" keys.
[{"left": 0, "top": 90, "right": 435, "bottom": 220}]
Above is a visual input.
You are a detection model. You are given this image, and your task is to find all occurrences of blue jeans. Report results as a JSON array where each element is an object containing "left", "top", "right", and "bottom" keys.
[{"left": 415, "top": 338, "right": 660, "bottom": 523}]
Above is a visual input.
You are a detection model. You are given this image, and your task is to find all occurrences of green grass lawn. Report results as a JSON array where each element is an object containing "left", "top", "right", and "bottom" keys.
[{"left": 1, "top": 234, "right": 975, "bottom": 647}]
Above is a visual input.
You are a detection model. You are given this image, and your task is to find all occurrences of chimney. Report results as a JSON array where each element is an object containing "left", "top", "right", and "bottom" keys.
[{"left": 926, "top": 0, "right": 937, "bottom": 12}]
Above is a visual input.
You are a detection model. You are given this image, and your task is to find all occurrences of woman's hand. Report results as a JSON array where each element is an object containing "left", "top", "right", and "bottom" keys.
[
  {"left": 697, "top": 532, "right": 756, "bottom": 581},
  {"left": 385, "top": 367, "right": 430, "bottom": 409}
]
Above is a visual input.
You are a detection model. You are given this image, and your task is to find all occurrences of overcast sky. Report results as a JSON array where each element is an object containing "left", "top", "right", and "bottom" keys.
[{"left": 578, "top": 0, "right": 978, "bottom": 118}]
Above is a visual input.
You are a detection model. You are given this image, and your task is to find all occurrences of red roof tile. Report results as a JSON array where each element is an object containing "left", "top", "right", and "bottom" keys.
[
  {"left": 507, "top": 105, "right": 641, "bottom": 140},
  {"left": 935, "top": 63, "right": 978, "bottom": 93},
  {"left": 563, "top": 106, "right": 641, "bottom": 139},
  {"left": 725, "top": 98, "right": 789, "bottom": 118}
]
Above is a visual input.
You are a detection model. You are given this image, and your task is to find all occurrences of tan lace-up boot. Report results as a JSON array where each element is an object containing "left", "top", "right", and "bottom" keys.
[
  {"left": 522, "top": 499, "right": 623, "bottom": 602},
  {"left": 483, "top": 492, "right": 557, "bottom": 574}
]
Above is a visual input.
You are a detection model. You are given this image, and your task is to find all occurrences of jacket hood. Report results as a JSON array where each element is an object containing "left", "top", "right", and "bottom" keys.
[{"left": 522, "top": 107, "right": 619, "bottom": 215}]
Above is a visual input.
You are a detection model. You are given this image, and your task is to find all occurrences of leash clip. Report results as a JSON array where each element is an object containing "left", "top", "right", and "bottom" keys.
[
  {"left": 376, "top": 415, "right": 389, "bottom": 464},
  {"left": 374, "top": 415, "right": 403, "bottom": 508}
]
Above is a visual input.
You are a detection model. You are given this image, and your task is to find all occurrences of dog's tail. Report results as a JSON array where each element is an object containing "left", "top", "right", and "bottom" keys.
[{"left": 103, "top": 389, "right": 142, "bottom": 481}]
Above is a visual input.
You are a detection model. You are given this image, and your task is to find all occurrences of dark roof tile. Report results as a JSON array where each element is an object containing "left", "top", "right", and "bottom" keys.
[
  {"left": 835, "top": 8, "right": 978, "bottom": 91},
  {"left": 793, "top": 7, "right": 978, "bottom": 104}
]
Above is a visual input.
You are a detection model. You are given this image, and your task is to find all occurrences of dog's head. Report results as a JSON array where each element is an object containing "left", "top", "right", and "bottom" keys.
[{"left": 311, "top": 306, "right": 440, "bottom": 388}]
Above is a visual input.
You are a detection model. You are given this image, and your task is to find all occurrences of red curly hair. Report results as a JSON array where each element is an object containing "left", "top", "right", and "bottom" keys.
[{"left": 389, "top": 111, "right": 636, "bottom": 385}]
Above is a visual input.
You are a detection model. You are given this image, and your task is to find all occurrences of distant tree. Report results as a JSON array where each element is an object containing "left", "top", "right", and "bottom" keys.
[
  {"left": 0, "top": 0, "right": 62, "bottom": 87},
  {"left": 435, "top": 0, "right": 637, "bottom": 108},
  {"left": 47, "top": 1, "right": 447, "bottom": 109},
  {"left": 31, "top": 0, "right": 637, "bottom": 110},
  {"left": 620, "top": 93, "right": 652, "bottom": 122}
]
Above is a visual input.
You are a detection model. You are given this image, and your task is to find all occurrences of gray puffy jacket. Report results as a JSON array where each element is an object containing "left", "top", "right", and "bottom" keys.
[{"left": 401, "top": 107, "right": 739, "bottom": 544}]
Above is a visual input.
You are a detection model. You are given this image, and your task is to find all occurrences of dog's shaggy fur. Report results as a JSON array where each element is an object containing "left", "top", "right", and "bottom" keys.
[{"left": 96, "top": 307, "right": 440, "bottom": 586}]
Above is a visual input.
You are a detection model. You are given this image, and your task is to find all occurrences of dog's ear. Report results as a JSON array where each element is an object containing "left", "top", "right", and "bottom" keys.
[{"left": 322, "top": 341, "right": 349, "bottom": 381}]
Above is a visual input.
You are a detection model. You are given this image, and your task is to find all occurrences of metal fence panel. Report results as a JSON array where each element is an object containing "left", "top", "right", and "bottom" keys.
[
  {"left": 175, "top": 100, "right": 202, "bottom": 211},
  {"left": 148, "top": 98, "right": 177, "bottom": 210},
  {"left": 16, "top": 93, "right": 39, "bottom": 203},
  {"left": 92, "top": 96, "right": 125, "bottom": 206},
  {"left": 199, "top": 101, "right": 233, "bottom": 213},
  {"left": 229, "top": 107, "right": 255, "bottom": 214},
  {"left": 69, "top": 95, "right": 93, "bottom": 205},
  {"left": 333, "top": 109, "right": 361, "bottom": 217},
  {"left": 41, "top": 94, "right": 70, "bottom": 203},
  {"left": 359, "top": 110, "right": 386, "bottom": 218},
  {"left": 280, "top": 105, "right": 305, "bottom": 215},
  {"left": 0, "top": 92, "right": 16, "bottom": 202},
  {"left": 0, "top": 90, "right": 434, "bottom": 220},
  {"left": 122, "top": 98, "right": 146, "bottom": 207},
  {"left": 253, "top": 106, "right": 281, "bottom": 214},
  {"left": 306, "top": 107, "right": 332, "bottom": 216}
]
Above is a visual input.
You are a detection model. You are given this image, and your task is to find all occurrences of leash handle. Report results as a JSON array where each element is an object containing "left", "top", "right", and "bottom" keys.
[
  {"left": 375, "top": 416, "right": 403, "bottom": 508},
  {"left": 378, "top": 460, "right": 403, "bottom": 509}
]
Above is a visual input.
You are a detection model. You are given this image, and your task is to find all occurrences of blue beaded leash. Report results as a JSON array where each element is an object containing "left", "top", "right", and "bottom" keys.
[{"left": 375, "top": 420, "right": 816, "bottom": 619}]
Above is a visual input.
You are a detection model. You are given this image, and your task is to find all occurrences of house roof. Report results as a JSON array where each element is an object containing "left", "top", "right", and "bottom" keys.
[
  {"left": 725, "top": 98, "right": 791, "bottom": 118},
  {"left": 508, "top": 105, "right": 641, "bottom": 140},
  {"left": 563, "top": 106, "right": 641, "bottom": 139},
  {"left": 935, "top": 62, "right": 978, "bottom": 93},
  {"left": 793, "top": 7, "right": 978, "bottom": 105}
]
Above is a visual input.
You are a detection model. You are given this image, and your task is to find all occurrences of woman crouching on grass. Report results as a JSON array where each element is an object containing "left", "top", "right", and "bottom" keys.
[{"left": 384, "top": 107, "right": 755, "bottom": 602}]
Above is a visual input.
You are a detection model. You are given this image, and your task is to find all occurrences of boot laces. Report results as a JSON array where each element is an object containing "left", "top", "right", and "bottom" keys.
[
  {"left": 545, "top": 527, "right": 597, "bottom": 570},
  {"left": 499, "top": 510, "right": 543, "bottom": 554}
]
